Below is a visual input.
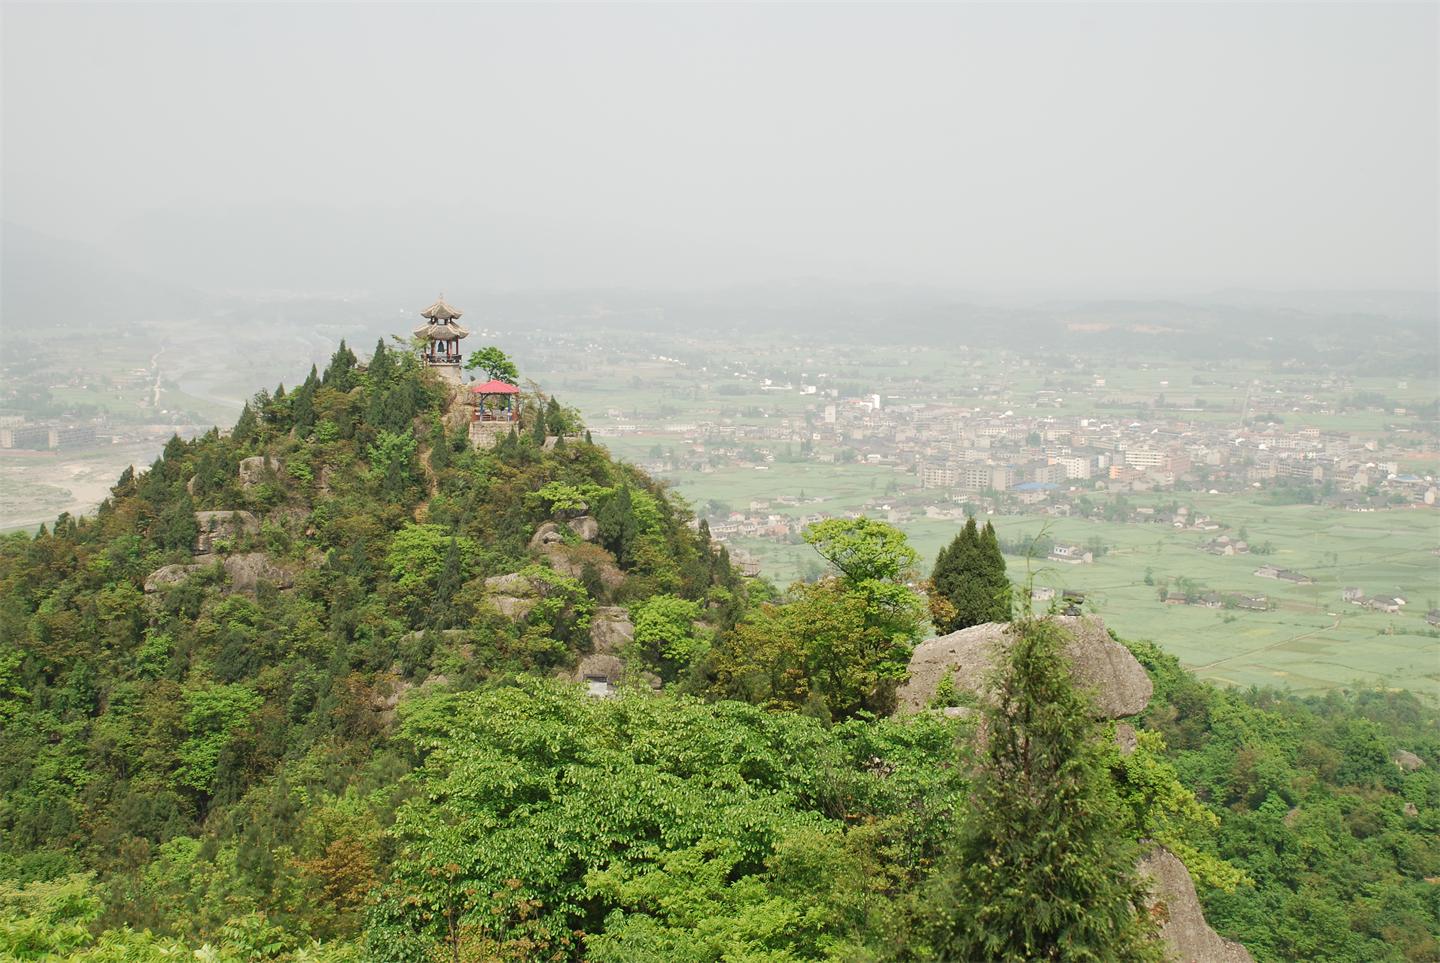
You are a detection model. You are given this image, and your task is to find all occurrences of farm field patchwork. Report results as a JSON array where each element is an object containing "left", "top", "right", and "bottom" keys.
[{"left": 629, "top": 451, "right": 1440, "bottom": 700}]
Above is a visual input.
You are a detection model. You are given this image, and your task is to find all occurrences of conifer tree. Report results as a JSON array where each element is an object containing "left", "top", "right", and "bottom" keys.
[
  {"left": 368, "top": 339, "right": 394, "bottom": 385},
  {"left": 930, "top": 517, "right": 981, "bottom": 632},
  {"left": 598, "top": 484, "right": 637, "bottom": 564},
  {"left": 157, "top": 491, "right": 199, "bottom": 553},
  {"left": 980, "top": 520, "right": 1013, "bottom": 621},
  {"left": 323, "top": 339, "right": 359, "bottom": 391},
  {"left": 291, "top": 366, "right": 319, "bottom": 436},
  {"left": 909, "top": 618, "right": 1161, "bottom": 961},
  {"left": 232, "top": 404, "right": 258, "bottom": 444},
  {"left": 930, "top": 517, "right": 1012, "bottom": 632},
  {"left": 433, "top": 537, "right": 463, "bottom": 626},
  {"left": 531, "top": 404, "right": 548, "bottom": 445}
]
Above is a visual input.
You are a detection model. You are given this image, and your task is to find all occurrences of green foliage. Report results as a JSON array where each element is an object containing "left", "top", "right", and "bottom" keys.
[
  {"left": 367, "top": 679, "right": 967, "bottom": 961},
  {"left": 365, "top": 429, "right": 418, "bottom": 495},
  {"left": 1125, "top": 638, "right": 1440, "bottom": 962},
  {"left": 929, "top": 517, "right": 1011, "bottom": 634},
  {"left": 710, "top": 518, "right": 926, "bottom": 719},
  {"left": 464, "top": 345, "right": 520, "bottom": 384},
  {"left": 905, "top": 618, "right": 1162, "bottom": 961},
  {"left": 629, "top": 593, "right": 704, "bottom": 677},
  {"left": 803, "top": 516, "right": 917, "bottom": 584},
  {"left": 176, "top": 683, "right": 263, "bottom": 794},
  {"left": 384, "top": 524, "right": 478, "bottom": 593}
]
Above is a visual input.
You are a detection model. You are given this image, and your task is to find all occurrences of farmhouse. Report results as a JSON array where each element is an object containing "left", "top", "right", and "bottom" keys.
[{"left": 1254, "top": 565, "right": 1314, "bottom": 584}]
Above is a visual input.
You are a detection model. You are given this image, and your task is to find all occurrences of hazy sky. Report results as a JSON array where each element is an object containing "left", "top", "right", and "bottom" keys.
[{"left": 3, "top": 2, "right": 1436, "bottom": 294}]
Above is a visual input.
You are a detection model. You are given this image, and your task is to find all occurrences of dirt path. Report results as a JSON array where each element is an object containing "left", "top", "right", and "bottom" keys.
[{"left": 413, "top": 444, "right": 438, "bottom": 520}]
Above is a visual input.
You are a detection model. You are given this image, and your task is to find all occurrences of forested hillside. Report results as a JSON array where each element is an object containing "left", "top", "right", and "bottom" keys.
[{"left": 1, "top": 340, "right": 1435, "bottom": 962}]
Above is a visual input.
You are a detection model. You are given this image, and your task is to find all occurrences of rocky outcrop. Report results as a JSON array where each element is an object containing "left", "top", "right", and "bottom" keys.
[
  {"left": 223, "top": 552, "right": 293, "bottom": 593},
  {"left": 144, "top": 563, "right": 204, "bottom": 593},
  {"left": 238, "top": 456, "right": 282, "bottom": 489},
  {"left": 1394, "top": 749, "right": 1424, "bottom": 772},
  {"left": 193, "top": 510, "right": 260, "bottom": 553},
  {"left": 568, "top": 515, "right": 600, "bottom": 542},
  {"left": 529, "top": 522, "right": 567, "bottom": 551},
  {"left": 144, "top": 551, "right": 291, "bottom": 595},
  {"left": 484, "top": 572, "right": 542, "bottom": 620},
  {"left": 589, "top": 606, "right": 634, "bottom": 654},
  {"left": 573, "top": 653, "right": 626, "bottom": 692},
  {"left": 1139, "top": 847, "right": 1255, "bottom": 963},
  {"left": 896, "top": 616, "right": 1152, "bottom": 719},
  {"left": 541, "top": 542, "right": 625, "bottom": 594}
]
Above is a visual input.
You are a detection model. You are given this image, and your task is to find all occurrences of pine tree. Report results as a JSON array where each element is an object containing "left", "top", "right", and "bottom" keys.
[
  {"left": 291, "top": 365, "right": 319, "bottom": 436},
  {"left": 531, "top": 404, "right": 548, "bottom": 445},
  {"left": 545, "top": 396, "right": 566, "bottom": 436},
  {"left": 980, "top": 521, "right": 1013, "bottom": 621},
  {"left": 597, "top": 484, "right": 637, "bottom": 564},
  {"left": 908, "top": 618, "right": 1161, "bottom": 961},
  {"left": 368, "top": 339, "right": 394, "bottom": 385},
  {"left": 930, "top": 517, "right": 982, "bottom": 632},
  {"left": 233, "top": 403, "right": 259, "bottom": 444},
  {"left": 157, "top": 491, "right": 199, "bottom": 553},
  {"left": 323, "top": 339, "right": 359, "bottom": 391},
  {"left": 930, "top": 517, "right": 1013, "bottom": 632},
  {"left": 433, "top": 537, "right": 463, "bottom": 626}
]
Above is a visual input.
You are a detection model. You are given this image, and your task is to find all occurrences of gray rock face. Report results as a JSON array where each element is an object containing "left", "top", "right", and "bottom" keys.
[
  {"left": 143, "top": 552, "right": 290, "bottom": 595},
  {"left": 568, "top": 515, "right": 600, "bottom": 542},
  {"left": 238, "top": 455, "right": 281, "bottom": 489},
  {"left": 528, "top": 522, "right": 566, "bottom": 551},
  {"left": 222, "top": 552, "right": 293, "bottom": 593},
  {"left": 573, "top": 653, "right": 626, "bottom": 689},
  {"left": 484, "top": 572, "right": 533, "bottom": 596},
  {"left": 1139, "top": 847, "right": 1256, "bottom": 963},
  {"left": 484, "top": 572, "right": 541, "bottom": 620},
  {"left": 1394, "top": 749, "right": 1424, "bottom": 772},
  {"left": 895, "top": 616, "right": 1152, "bottom": 719},
  {"left": 193, "top": 510, "right": 260, "bottom": 553},
  {"left": 144, "top": 563, "right": 200, "bottom": 593},
  {"left": 542, "top": 543, "right": 625, "bottom": 593},
  {"left": 589, "top": 607, "right": 634, "bottom": 655}
]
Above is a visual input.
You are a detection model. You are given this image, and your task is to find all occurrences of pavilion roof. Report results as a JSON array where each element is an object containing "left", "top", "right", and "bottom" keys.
[
  {"left": 413, "top": 321, "right": 469, "bottom": 340},
  {"left": 421, "top": 296, "right": 463, "bottom": 321},
  {"left": 471, "top": 379, "right": 521, "bottom": 394}
]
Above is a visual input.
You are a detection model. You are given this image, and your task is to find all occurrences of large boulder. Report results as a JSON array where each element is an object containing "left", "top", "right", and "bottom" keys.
[
  {"left": 1139, "top": 847, "right": 1255, "bottom": 963},
  {"left": 238, "top": 455, "right": 282, "bottom": 489},
  {"left": 568, "top": 515, "right": 600, "bottom": 542},
  {"left": 144, "top": 563, "right": 201, "bottom": 593},
  {"left": 1394, "top": 749, "right": 1424, "bottom": 772},
  {"left": 573, "top": 653, "right": 626, "bottom": 693},
  {"left": 528, "top": 522, "right": 566, "bottom": 551},
  {"left": 484, "top": 572, "right": 542, "bottom": 620},
  {"left": 896, "top": 616, "right": 1152, "bottom": 719},
  {"left": 541, "top": 542, "right": 625, "bottom": 594},
  {"left": 590, "top": 606, "right": 634, "bottom": 655},
  {"left": 193, "top": 510, "right": 260, "bottom": 553},
  {"left": 222, "top": 552, "right": 293, "bottom": 593},
  {"left": 144, "top": 552, "right": 290, "bottom": 595}
]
